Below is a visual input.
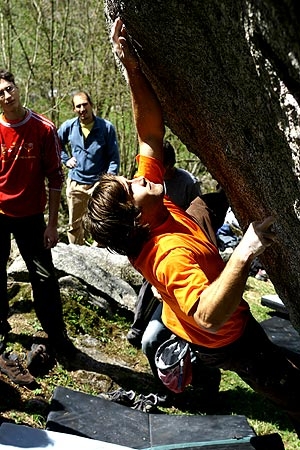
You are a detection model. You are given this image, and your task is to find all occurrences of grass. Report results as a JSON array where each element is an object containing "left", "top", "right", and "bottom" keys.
[{"left": 1, "top": 276, "right": 299, "bottom": 449}]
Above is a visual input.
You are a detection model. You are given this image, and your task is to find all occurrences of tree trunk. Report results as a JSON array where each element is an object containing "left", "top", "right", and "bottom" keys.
[{"left": 104, "top": 0, "right": 300, "bottom": 330}]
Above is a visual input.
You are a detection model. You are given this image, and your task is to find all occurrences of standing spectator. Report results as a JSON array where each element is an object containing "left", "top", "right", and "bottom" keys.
[
  {"left": 58, "top": 92, "right": 120, "bottom": 245},
  {"left": 0, "top": 69, "right": 75, "bottom": 360}
]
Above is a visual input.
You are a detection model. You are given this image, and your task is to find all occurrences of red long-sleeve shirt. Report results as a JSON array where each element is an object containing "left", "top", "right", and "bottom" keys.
[{"left": 0, "top": 109, "right": 64, "bottom": 217}]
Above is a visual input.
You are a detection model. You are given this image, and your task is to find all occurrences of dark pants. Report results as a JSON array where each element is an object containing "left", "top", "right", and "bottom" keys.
[
  {"left": 191, "top": 314, "right": 300, "bottom": 436},
  {"left": 0, "top": 213, "right": 66, "bottom": 339}
]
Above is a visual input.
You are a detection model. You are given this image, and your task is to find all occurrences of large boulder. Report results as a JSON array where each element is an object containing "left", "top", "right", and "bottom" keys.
[
  {"left": 8, "top": 243, "right": 142, "bottom": 315},
  {"left": 104, "top": 1, "right": 300, "bottom": 330}
]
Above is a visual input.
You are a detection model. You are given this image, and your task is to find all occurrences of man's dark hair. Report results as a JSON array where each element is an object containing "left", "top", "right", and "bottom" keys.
[
  {"left": 0, "top": 69, "right": 15, "bottom": 85},
  {"left": 72, "top": 91, "right": 93, "bottom": 108},
  {"left": 163, "top": 140, "right": 176, "bottom": 168},
  {"left": 84, "top": 174, "right": 150, "bottom": 258}
]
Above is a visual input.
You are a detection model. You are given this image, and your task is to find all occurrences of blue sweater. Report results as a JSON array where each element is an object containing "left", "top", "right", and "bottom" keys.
[{"left": 58, "top": 116, "right": 120, "bottom": 184}]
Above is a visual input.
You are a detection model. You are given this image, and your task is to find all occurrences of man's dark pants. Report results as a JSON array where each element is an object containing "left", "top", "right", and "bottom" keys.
[{"left": 0, "top": 213, "right": 66, "bottom": 339}]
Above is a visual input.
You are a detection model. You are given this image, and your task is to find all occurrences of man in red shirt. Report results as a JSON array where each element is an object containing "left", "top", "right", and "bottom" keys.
[
  {"left": 85, "top": 18, "right": 300, "bottom": 436},
  {"left": 0, "top": 69, "right": 76, "bottom": 366}
]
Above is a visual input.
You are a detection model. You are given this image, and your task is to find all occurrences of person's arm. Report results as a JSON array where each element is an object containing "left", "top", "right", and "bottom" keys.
[
  {"left": 58, "top": 122, "right": 77, "bottom": 168},
  {"left": 184, "top": 174, "right": 202, "bottom": 209},
  {"left": 190, "top": 178, "right": 202, "bottom": 200},
  {"left": 106, "top": 123, "right": 120, "bottom": 175},
  {"left": 111, "top": 18, "right": 164, "bottom": 162},
  {"left": 44, "top": 189, "right": 61, "bottom": 249},
  {"left": 43, "top": 124, "right": 64, "bottom": 249},
  {"left": 193, "top": 216, "right": 276, "bottom": 332}
]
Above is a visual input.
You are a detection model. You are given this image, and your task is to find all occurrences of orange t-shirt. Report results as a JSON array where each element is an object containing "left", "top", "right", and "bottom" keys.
[{"left": 131, "top": 154, "right": 249, "bottom": 348}]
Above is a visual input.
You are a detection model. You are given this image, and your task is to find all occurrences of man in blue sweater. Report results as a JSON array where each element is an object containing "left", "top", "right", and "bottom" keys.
[{"left": 58, "top": 91, "right": 120, "bottom": 244}]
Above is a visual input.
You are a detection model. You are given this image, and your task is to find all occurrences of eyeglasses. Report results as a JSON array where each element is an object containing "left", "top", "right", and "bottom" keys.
[{"left": 0, "top": 85, "right": 16, "bottom": 100}]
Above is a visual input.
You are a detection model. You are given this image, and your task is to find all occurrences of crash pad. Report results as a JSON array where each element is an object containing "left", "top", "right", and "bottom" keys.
[
  {"left": 0, "top": 422, "right": 133, "bottom": 450},
  {"left": 46, "top": 386, "right": 284, "bottom": 449},
  {"left": 261, "top": 315, "right": 300, "bottom": 354},
  {"left": 261, "top": 294, "right": 288, "bottom": 316}
]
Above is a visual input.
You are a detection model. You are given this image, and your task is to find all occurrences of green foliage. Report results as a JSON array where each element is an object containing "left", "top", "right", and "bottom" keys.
[
  {"left": 0, "top": 0, "right": 136, "bottom": 174},
  {"left": 0, "top": 0, "right": 207, "bottom": 183},
  {"left": 243, "top": 276, "right": 276, "bottom": 321},
  {"left": 62, "top": 290, "right": 131, "bottom": 343}
]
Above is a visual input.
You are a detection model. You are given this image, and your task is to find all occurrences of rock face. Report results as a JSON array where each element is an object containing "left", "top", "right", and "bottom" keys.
[
  {"left": 8, "top": 243, "right": 143, "bottom": 316},
  {"left": 104, "top": 1, "right": 300, "bottom": 331}
]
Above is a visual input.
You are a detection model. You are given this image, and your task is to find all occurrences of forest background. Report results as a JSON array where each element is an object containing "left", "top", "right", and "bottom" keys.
[{"left": 0, "top": 0, "right": 210, "bottom": 187}]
